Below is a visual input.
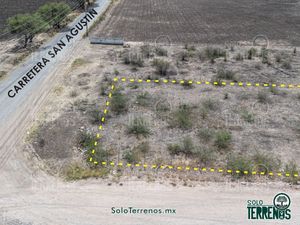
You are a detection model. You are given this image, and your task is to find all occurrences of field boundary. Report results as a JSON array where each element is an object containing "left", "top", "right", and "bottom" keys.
[{"left": 88, "top": 77, "right": 299, "bottom": 179}]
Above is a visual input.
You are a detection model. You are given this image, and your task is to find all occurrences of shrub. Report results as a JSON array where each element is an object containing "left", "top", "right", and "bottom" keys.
[
  {"left": 181, "top": 136, "right": 195, "bottom": 155},
  {"left": 170, "top": 104, "right": 193, "bottom": 129},
  {"left": 123, "top": 150, "right": 140, "bottom": 164},
  {"left": 281, "top": 60, "right": 292, "bottom": 70},
  {"left": 204, "top": 47, "right": 226, "bottom": 60},
  {"left": 202, "top": 98, "right": 219, "bottom": 111},
  {"left": 260, "top": 48, "right": 269, "bottom": 64},
  {"left": 110, "top": 91, "right": 128, "bottom": 114},
  {"left": 179, "top": 51, "right": 189, "bottom": 61},
  {"left": 155, "top": 47, "right": 168, "bottom": 56},
  {"left": 136, "top": 92, "right": 152, "bottom": 107},
  {"left": 252, "top": 151, "right": 281, "bottom": 172},
  {"left": 247, "top": 48, "right": 257, "bottom": 59},
  {"left": 214, "top": 130, "right": 231, "bottom": 149},
  {"left": 72, "top": 58, "right": 87, "bottom": 68},
  {"left": 135, "top": 141, "right": 150, "bottom": 155},
  {"left": 127, "top": 116, "right": 152, "bottom": 138},
  {"left": 152, "top": 58, "right": 170, "bottom": 76},
  {"left": 227, "top": 154, "right": 253, "bottom": 177},
  {"left": 123, "top": 52, "right": 144, "bottom": 67},
  {"left": 275, "top": 54, "right": 282, "bottom": 63},
  {"left": 88, "top": 107, "right": 101, "bottom": 124},
  {"left": 255, "top": 63, "right": 262, "bottom": 70},
  {"left": 235, "top": 53, "right": 244, "bottom": 61},
  {"left": 240, "top": 110, "right": 255, "bottom": 123},
  {"left": 193, "top": 147, "right": 215, "bottom": 165},
  {"left": 199, "top": 107, "right": 208, "bottom": 119},
  {"left": 141, "top": 44, "right": 152, "bottom": 58},
  {"left": 257, "top": 91, "right": 269, "bottom": 104},
  {"left": 69, "top": 90, "right": 78, "bottom": 97},
  {"left": 216, "top": 68, "right": 236, "bottom": 80},
  {"left": 86, "top": 146, "right": 110, "bottom": 163},
  {"left": 284, "top": 161, "right": 299, "bottom": 184},
  {"left": 78, "top": 132, "right": 94, "bottom": 149},
  {"left": 167, "top": 143, "right": 182, "bottom": 155},
  {"left": 198, "top": 128, "right": 215, "bottom": 142},
  {"left": 167, "top": 136, "right": 194, "bottom": 156},
  {"left": 65, "top": 163, "right": 109, "bottom": 180}
]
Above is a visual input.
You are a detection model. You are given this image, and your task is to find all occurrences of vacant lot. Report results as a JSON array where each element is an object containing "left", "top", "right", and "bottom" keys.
[
  {"left": 93, "top": 0, "right": 300, "bottom": 45},
  {"left": 26, "top": 42, "right": 300, "bottom": 183}
]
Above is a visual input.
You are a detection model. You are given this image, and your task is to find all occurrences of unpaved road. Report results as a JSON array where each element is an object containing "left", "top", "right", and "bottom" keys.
[{"left": 0, "top": 180, "right": 299, "bottom": 225}]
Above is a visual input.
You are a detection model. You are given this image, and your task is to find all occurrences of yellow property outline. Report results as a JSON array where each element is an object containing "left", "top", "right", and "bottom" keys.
[{"left": 88, "top": 77, "right": 300, "bottom": 179}]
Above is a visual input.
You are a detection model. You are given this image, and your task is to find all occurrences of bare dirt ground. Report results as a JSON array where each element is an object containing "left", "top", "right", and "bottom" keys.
[
  {"left": 1, "top": 39, "right": 300, "bottom": 225},
  {"left": 92, "top": 0, "right": 300, "bottom": 46}
]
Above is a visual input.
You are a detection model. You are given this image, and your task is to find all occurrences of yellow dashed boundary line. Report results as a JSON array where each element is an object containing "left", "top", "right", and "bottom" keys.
[
  {"left": 115, "top": 77, "right": 300, "bottom": 89},
  {"left": 87, "top": 77, "right": 299, "bottom": 179},
  {"left": 92, "top": 161, "right": 299, "bottom": 178}
]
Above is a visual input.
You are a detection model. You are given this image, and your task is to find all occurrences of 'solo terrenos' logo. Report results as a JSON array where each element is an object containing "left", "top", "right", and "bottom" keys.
[{"left": 247, "top": 193, "right": 291, "bottom": 220}]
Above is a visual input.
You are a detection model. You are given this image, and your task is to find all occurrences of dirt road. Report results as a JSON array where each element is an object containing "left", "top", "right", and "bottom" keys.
[{"left": 0, "top": 180, "right": 299, "bottom": 225}]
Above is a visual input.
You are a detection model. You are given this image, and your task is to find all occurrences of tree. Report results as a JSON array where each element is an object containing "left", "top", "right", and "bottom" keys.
[
  {"left": 7, "top": 13, "right": 48, "bottom": 48},
  {"left": 72, "top": 0, "right": 95, "bottom": 9},
  {"left": 37, "top": 2, "right": 71, "bottom": 29}
]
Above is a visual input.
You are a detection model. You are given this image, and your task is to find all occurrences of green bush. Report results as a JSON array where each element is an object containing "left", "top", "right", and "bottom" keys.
[
  {"left": 179, "top": 51, "right": 189, "bottom": 61},
  {"left": 181, "top": 136, "right": 195, "bottom": 155},
  {"left": 247, "top": 48, "right": 257, "bottom": 59},
  {"left": 110, "top": 91, "right": 128, "bottom": 114},
  {"left": 204, "top": 47, "right": 226, "bottom": 60},
  {"left": 260, "top": 48, "right": 269, "bottom": 64},
  {"left": 123, "top": 52, "right": 144, "bottom": 67},
  {"left": 88, "top": 107, "right": 101, "bottom": 124},
  {"left": 227, "top": 154, "right": 253, "bottom": 177},
  {"left": 252, "top": 151, "right": 281, "bottom": 172},
  {"left": 167, "top": 136, "right": 194, "bottom": 156},
  {"left": 170, "top": 104, "right": 193, "bottom": 129},
  {"left": 193, "top": 147, "right": 215, "bottom": 165},
  {"left": 235, "top": 53, "right": 244, "bottom": 61},
  {"left": 284, "top": 161, "right": 299, "bottom": 184},
  {"left": 257, "top": 91, "right": 269, "bottom": 104},
  {"left": 136, "top": 92, "right": 152, "bottom": 107},
  {"left": 78, "top": 132, "right": 94, "bottom": 149},
  {"left": 127, "top": 116, "right": 152, "bottom": 138},
  {"left": 152, "top": 58, "right": 170, "bottom": 76},
  {"left": 141, "top": 44, "right": 152, "bottom": 58},
  {"left": 155, "top": 47, "right": 168, "bottom": 56},
  {"left": 214, "top": 130, "right": 231, "bottom": 149},
  {"left": 85, "top": 145, "right": 110, "bottom": 163},
  {"left": 135, "top": 141, "right": 150, "bottom": 155},
  {"left": 281, "top": 60, "right": 292, "bottom": 70},
  {"left": 123, "top": 150, "right": 140, "bottom": 164},
  {"left": 217, "top": 68, "right": 236, "bottom": 80},
  {"left": 198, "top": 128, "right": 215, "bottom": 142},
  {"left": 240, "top": 110, "right": 255, "bottom": 123},
  {"left": 167, "top": 143, "right": 182, "bottom": 155},
  {"left": 202, "top": 98, "right": 219, "bottom": 111}
]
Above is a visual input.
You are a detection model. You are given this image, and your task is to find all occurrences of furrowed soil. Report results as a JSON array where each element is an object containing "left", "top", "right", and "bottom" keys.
[{"left": 92, "top": 0, "right": 300, "bottom": 45}]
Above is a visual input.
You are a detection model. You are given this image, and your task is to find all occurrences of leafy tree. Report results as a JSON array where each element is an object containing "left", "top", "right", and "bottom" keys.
[
  {"left": 37, "top": 2, "right": 71, "bottom": 29},
  {"left": 7, "top": 13, "right": 48, "bottom": 48}
]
